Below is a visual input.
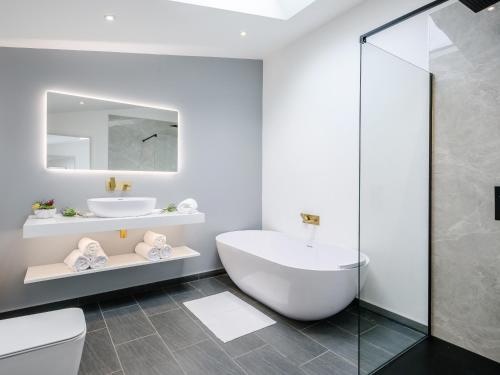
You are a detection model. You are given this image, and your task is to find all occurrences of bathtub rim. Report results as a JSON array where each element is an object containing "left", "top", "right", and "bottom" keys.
[{"left": 216, "top": 230, "right": 370, "bottom": 273}]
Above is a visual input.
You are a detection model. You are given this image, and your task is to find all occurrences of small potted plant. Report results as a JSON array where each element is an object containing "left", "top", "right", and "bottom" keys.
[
  {"left": 32, "top": 199, "right": 57, "bottom": 219},
  {"left": 162, "top": 203, "right": 177, "bottom": 213},
  {"left": 62, "top": 207, "right": 77, "bottom": 217}
]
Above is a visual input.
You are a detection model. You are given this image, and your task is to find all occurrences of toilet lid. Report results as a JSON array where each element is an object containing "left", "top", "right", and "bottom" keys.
[{"left": 0, "top": 308, "right": 86, "bottom": 359}]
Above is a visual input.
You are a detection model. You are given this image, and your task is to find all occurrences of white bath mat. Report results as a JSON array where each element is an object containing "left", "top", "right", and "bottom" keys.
[{"left": 183, "top": 291, "right": 276, "bottom": 343}]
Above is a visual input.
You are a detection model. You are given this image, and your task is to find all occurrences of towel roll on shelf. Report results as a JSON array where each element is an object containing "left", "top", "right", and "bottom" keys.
[
  {"left": 64, "top": 250, "right": 91, "bottom": 272},
  {"left": 89, "top": 247, "right": 109, "bottom": 269},
  {"left": 77, "top": 237, "right": 102, "bottom": 258},
  {"left": 135, "top": 242, "right": 161, "bottom": 261},
  {"left": 144, "top": 230, "right": 167, "bottom": 248}
]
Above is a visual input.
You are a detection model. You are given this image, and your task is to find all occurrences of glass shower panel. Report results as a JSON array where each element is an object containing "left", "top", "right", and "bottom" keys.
[{"left": 359, "top": 42, "right": 430, "bottom": 374}]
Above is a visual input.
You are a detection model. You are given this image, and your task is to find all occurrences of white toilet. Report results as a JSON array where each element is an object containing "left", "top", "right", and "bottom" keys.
[{"left": 0, "top": 308, "right": 86, "bottom": 375}]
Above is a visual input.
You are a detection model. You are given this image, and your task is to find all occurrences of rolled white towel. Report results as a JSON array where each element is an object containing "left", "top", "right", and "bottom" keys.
[
  {"left": 144, "top": 231, "right": 166, "bottom": 248},
  {"left": 78, "top": 237, "right": 101, "bottom": 258},
  {"left": 89, "top": 247, "right": 109, "bottom": 269},
  {"left": 177, "top": 198, "right": 198, "bottom": 214},
  {"left": 159, "top": 244, "right": 173, "bottom": 259},
  {"left": 135, "top": 242, "right": 161, "bottom": 261},
  {"left": 64, "top": 250, "right": 91, "bottom": 272}
]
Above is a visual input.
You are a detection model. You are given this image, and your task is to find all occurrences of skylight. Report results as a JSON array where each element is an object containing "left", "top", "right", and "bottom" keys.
[{"left": 168, "top": 0, "right": 318, "bottom": 20}]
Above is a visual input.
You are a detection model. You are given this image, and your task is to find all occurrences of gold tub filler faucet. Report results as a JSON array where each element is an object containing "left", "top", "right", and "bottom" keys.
[{"left": 301, "top": 213, "right": 320, "bottom": 225}]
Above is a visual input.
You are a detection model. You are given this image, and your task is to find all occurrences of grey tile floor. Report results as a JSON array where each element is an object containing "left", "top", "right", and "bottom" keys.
[{"left": 76, "top": 274, "right": 425, "bottom": 375}]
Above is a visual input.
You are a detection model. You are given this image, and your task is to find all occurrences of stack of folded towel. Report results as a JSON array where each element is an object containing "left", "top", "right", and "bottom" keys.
[
  {"left": 64, "top": 237, "right": 109, "bottom": 272},
  {"left": 135, "top": 230, "right": 173, "bottom": 261}
]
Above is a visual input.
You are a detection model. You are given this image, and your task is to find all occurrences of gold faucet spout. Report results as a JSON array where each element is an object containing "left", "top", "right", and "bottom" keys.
[
  {"left": 301, "top": 213, "right": 320, "bottom": 225},
  {"left": 106, "top": 177, "right": 117, "bottom": 192}
]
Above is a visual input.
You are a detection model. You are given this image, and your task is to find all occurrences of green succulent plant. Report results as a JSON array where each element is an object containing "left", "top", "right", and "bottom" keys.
[
  {"left": 62, "top": 207, "right": 77, "bottom": 217},
  {"left": 162, "top": 203, "right": 177, "bottom": 213}
]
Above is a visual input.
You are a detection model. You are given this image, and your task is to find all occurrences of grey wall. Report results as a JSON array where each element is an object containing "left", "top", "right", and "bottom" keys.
[
  {"left": 431, "top": 3, "right": 500, "bottom": 362},
  {"left": 0, "top": 47, "right": 262, "bottom": 313}
]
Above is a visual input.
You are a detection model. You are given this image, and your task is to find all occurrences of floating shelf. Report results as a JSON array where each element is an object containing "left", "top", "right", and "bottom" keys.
[
  {"left": 23, "top": 210, "right": 205, "bottom": 239},
  {"left": 25, "top": 246, "right": 200, "bottom": 284}
]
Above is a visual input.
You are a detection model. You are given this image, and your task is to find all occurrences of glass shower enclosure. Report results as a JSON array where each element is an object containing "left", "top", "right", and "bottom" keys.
[{"left": 357, "top": 39, "right": 431, "bottom": 373}]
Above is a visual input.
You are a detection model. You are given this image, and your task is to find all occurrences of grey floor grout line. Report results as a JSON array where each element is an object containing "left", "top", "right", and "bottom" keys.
[
  {"left": 297, "top": 321, "right": 321, "bottom": 331},
  {"left": 327, "top": 320, "right": 360, "bottom": 337},
  {"left": 299, "top": 321, "right": 384, "bottom": 369},
  {"left": 359, "top": 324, "right": 379, "bottom": 336},
  {"left": 354, "top": 319, "right": 414, "bottom": 357},
  {"left": 295, "top": 324, "right": 354, "bottom": 366},
  {"left": 132, "top": 295, "right": 189, "bottom": 375},
  {"left": 141, "top": 305, "right": 180, "bottom": 318},
  {"left": 347, "top": 309, "right": 377, "bottom": 328},
  {"left": 357, "top": 309, "right": 425, "bottom": 338},
  {"left": 171, "top": 288, "right": 251, "bottom": 375},
  {"left": 86, "top": 326, "right": 108, "bottom": 334},
  {"left": 114, "top": 333, "right": 157, "bottom": 347},
  {"left": 360, "top": 336, "right": 404, "bottom": 357},
  {"left": 232, "top": 343, "right": 269, "bottom": 360},
  {"left": 299, "top": 319, "right": 323, "bottom": 332},
  {"left": 172, "top": 338, "right": 211, "bottom": 353},
  {"left": 276, "top": 320, "right": 330, "bottom": 353},
  {"left": 298, "top": 350, "right": 330, "bottom": 368},
  {"left": 98, "top": 303, "right": 126, "bottom": 375},
  {"left": 100, "top": 300, "right": 138, "bottom": 313},
  {"left": 252, "top": 329, "right": 298, "bottom": 364}
]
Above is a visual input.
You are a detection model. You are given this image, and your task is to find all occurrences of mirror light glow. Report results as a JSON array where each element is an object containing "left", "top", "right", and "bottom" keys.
[{"left": 43, "top": 90, "right": 182, "bottom": 175}]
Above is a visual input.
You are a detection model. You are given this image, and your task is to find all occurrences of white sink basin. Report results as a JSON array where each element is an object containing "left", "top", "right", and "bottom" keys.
[{"left": 87, "top": 197, "right": 157, "bottom": 218}]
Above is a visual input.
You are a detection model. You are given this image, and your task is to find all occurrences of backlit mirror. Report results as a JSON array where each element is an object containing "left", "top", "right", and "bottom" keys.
[{"left": 46, "top": 92, "right": 179, "bottom": 172}]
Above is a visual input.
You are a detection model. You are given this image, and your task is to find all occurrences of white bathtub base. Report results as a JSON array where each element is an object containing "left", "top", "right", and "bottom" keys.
[{"left": 216, "top": 231, "right": 369, "bottom": 321}]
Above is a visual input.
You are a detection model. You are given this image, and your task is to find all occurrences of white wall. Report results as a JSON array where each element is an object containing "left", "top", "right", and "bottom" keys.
[{"left": 263, "top": 0, "right": 431, "bottom": 322}]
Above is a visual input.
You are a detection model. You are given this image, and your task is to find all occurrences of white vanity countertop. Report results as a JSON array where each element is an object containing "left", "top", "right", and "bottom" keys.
[{"left": 23, "top": 210, "right": 205, "bottom": 238}]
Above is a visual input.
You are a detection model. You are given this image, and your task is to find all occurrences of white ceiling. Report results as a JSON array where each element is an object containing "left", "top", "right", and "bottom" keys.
[{"left": 0, "top": 0, "right": 365, "bottom": 59}]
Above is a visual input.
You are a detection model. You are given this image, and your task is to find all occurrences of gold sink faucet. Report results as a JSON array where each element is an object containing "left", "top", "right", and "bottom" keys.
[{"left": 106, "top": 177, "right": 132, "bottom": 192}]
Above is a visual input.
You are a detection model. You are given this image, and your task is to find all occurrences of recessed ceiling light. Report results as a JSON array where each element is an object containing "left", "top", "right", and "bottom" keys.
[
  {"left": 79, "top": 101, "right": 85, "bottom": 105},
  {"left": 240, "top": 31, "right": 247, "bottom": 37},
  {"left": 104, "top": 15, "right": 115, "bottom": 22},
  {"left": 487, "top": 6, "right": 495, "bottom": 11}
]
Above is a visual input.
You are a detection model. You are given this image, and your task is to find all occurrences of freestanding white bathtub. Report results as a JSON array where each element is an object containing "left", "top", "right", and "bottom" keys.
[{"left": 216, "top": 230, "right": 369, "bottom": 321}]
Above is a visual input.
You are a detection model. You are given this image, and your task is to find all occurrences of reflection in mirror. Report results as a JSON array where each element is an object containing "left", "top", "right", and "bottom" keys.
[
  {"left": 46, "top": 92, "right": 179, "bottom": 172},
  {"left": 47, "top": 135, "right": 90, "bottom": 169}
]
